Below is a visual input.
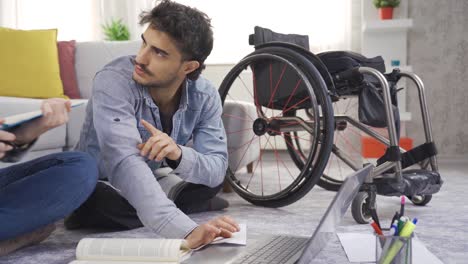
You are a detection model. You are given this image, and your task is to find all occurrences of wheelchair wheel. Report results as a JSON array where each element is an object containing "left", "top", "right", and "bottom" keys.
[
  {"left": 408, "top": 194, "right": 432, "bottom": 206},
  {"left": 351, "top": 191, "right": 373, "bottom": 224},
  {"left": 219, "top": 46, "right": 334, "bottom": 207}
]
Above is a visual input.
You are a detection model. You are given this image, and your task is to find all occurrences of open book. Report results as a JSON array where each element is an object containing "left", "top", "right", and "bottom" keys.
[
  {"left": 69, "top": 238, "right": 191, "bottom": 264},
  {"left": 0, "top": 100, "right": 85, "bottom": 130},
  {"left": 69, "top": 224, "right": 246, "bottom": 264}
]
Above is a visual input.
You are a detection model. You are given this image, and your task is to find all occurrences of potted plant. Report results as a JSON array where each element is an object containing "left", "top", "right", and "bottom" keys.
[
  {"left": 373, "top": 0, "right": 401, "bottom": 20},
  {"left": 102, "top": 18, "right": 130, "bottom": 41}
]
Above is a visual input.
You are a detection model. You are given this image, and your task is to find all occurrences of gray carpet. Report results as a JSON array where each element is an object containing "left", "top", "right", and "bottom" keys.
[{"left": 1, "top": 159, "right": 466, "bottom": 264}]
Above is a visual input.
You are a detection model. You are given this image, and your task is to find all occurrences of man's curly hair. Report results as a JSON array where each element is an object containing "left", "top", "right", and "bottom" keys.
[{"left": 139, "top": 0, "right": 213, "bottom": 80}]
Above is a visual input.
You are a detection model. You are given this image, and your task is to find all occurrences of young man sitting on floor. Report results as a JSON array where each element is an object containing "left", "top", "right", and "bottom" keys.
[{"left": 66, "top": 0, "right": 239, "bottom": 249}]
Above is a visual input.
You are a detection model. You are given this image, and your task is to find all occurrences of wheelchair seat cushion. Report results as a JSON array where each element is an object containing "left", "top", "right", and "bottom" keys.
[{"left": 317, "top": 51, "right": 386, "bottom": 74}]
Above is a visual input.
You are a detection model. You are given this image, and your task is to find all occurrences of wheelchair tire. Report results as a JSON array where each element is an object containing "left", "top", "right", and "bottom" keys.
[
  {"left": 219, "top": 47, "right": 334, "bottom": 207},
  {"left": 351, "top": 192, "right": 373, "bottom": 224},
  {"left": 408, "top": 194, "right": 432, "bottom": 206}
]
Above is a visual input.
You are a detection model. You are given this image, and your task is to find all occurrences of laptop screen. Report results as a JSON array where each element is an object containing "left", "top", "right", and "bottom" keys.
[{"left": 297, "top": 165, "right": 373, "bottom": 264}]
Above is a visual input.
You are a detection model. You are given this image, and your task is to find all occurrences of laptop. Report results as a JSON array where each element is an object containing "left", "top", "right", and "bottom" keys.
[{"left": 187, "top": 164, "right": 373, "bottom": 264}]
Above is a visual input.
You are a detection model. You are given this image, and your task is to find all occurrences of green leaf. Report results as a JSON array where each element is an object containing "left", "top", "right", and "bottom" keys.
[
  {"left": 102, "top": 18, "right": 130, "bottom": 41},
  {"left": 373, "top": 0, "right": 400, "bottom": 8}
]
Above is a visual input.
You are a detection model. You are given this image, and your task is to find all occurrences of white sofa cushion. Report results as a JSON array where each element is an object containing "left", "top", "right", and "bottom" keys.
[
  {"left": 222, "top": 100, "right": 260, "bottom": 171},
  {"left": 66, "top": 99, "right": 88, "bottom": 149},
  {"left": 75, "top": 41, "right": 141, "bottom": 99}
]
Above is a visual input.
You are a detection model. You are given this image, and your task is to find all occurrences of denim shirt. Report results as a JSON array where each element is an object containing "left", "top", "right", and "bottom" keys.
[{"left": 76, "top": 56, "right": 228, "bottom": 238}]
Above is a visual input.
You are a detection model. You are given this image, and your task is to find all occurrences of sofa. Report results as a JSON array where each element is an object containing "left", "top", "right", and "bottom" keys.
[
  {"left": 0, "top": 40, "right": 259, "bottom": 171},
  {"left": 0, "top": 41, "right": 140, "bottom": 167}
]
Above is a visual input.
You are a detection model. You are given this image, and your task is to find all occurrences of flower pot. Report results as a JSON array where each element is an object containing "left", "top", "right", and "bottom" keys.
[{"left": 379, "top": 7, "right": 394, "bottom": 20}]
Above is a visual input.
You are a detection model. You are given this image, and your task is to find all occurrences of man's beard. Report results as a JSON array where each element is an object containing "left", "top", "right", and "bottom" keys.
[
  {"left": 133, "top": 73, "right": 180, "bottom": 89},
  {"left": 131, "top": 57, "right": 181, "bottom": 89}
]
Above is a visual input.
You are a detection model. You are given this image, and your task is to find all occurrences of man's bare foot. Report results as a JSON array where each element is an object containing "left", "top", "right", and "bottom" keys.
[{"left": 0, "top": 223, "right": 56, "bottom": 256}]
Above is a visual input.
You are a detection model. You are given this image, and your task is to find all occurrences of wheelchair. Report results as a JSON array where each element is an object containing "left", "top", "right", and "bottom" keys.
[{"left": 219, "top": 27, "right": 443, "bottom": 224}]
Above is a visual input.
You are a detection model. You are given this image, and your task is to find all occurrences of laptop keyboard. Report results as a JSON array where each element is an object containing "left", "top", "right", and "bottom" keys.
[{"left": 231, "top": 235, "right": 308, "bottom": 264}]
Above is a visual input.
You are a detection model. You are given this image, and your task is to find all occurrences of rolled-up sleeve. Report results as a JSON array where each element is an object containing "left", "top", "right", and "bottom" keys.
[
  {"left": 92, "top": 70, "right": 197, "bottom": 238},
  {"left": 173, "top": 89, "right": 228, "bottom": 188}
]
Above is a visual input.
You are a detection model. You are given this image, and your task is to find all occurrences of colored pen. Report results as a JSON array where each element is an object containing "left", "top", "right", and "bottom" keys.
[
  {"left": 371, "top": 221, "right": 383, "bottom": 235},
  {"left": 390, "top": 220, "right": 399, "bottom": 235},
  {"left": 370, "top": 208, "right": 382, "bottom": 229},
  {"left": 412, "top": 218, "right": 418, "bottom": 225},
  {"left": 400, "top": 196, "right": 405, "bottom": 217},
  {"left": 389, "top": 211, "right": 400, "bottom": 229},
  {"left": 399, "top": 220, "right": 416, "bottom": 238},
  {"left": 397, "top": 216, "right": 409, "bottom": 235}
]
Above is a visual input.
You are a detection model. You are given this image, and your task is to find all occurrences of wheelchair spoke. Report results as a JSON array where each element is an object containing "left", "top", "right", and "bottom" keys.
[
  {"left": 283, "top": 133, "right": 307, "bottom": 161},
  {"left": 273, "top": 137, "right": 282, "bottom": 191},
  {"left": 252, "top": 68, "right": 260, "bottom": 108},
  {"left": 267, "top": 63, "right": 287, "bottom": 111},
  {"left": 339, "top": 131, "right": 370, "bottom": 164},
  {"left": 226, "top": 94, "right": 255, "bottom": 121},
  {"left": 237, "top": 74, "right": 255, "bottom": 100},
  {"left": 282, "top": 79, "right": 303, "bottom": 114},
  {"left": 222, "top": 113, "right": 254, "bottom": 123},
  {"left": 226, "top": 127, "right": 255, "bottom": 135},
  {"left": 232, "top": 136, "right": 258, "bottom": 174},
  {"left": 321, "top": 96, "right": 373, "bottom": 187},
  {"left": 277, "top": 96, "right": 311, "bottom": 117},
  {"left": 228, "top": 135, "right": 258, "bottom": 156},
  {"left": 268, "top": 128, "right": 313, "bottom": 142},
  {"left": 268, "top": 137, "right": 295, "bottom": 182},
  {"left": 246, "top": 135, "right": 271, "bottom": 191}
]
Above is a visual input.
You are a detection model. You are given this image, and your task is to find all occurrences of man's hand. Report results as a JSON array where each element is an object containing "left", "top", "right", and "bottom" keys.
[
  {"left": 185, "top": 216, "right": 240, "bottom": 249},
  {"left": 13, "top": 98, "right": 72, "bottom": 145},
  {"left": 0, "top": 119, "right": 16, "bottom": 159},
  {"left": 137, "top": 119, "right": 181, "bottom": 161}
]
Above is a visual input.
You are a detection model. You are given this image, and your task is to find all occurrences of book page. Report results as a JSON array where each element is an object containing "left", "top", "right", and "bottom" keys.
[{"left": 76, "top": 238, "right": 190, "bottom": 263}]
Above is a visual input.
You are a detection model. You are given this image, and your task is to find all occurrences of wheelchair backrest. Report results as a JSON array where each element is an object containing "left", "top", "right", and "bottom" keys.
[{"left": 249, "top": 26, "right": 310, "bottom": 50}]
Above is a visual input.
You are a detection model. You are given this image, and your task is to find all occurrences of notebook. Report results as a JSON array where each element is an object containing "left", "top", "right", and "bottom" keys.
[{"left": 0, "top": 101, "right": 85, "bottom": 130}]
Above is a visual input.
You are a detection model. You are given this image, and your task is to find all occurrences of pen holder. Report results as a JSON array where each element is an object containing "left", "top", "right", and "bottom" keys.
[{"left": 375, "top": 234, "right": 413, "bottom": 264}]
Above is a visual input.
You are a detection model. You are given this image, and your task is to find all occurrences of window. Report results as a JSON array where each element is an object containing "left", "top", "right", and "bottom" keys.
[
  {"left": 1, "top": 0, "right": 351, "bottom": 63},
  {"left": 176, "top": 0, "right": 352, "bottom": 63},
  {"left": 1, "top": 0, "right": 98, "bottom": 41}
]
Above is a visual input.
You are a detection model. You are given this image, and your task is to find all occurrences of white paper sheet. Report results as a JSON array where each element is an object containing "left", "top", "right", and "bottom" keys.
[
  {"left": 337, "top": 232, "right": 376, "bottom": 262},
  {"left": 211, "top": 223, "right": 247, "bottom": 245},
  {"left": 194, "top": 223, "right": 247, "bottom": 251},
  {"left": 337, "top": 233, "right": 443, "bottom": 264}
]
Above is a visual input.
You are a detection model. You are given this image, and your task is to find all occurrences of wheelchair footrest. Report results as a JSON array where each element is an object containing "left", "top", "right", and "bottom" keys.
[
  {"left": 374, "top": 169, "right": 443, "bottom": 197},
  {"left": 377, "top": 142, "right": 438, "bottom": 170}
]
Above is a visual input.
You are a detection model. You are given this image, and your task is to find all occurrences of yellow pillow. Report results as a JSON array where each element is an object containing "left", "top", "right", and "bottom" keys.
[{"left": 0, "top": 27, "right": 66, "bottom": 98}]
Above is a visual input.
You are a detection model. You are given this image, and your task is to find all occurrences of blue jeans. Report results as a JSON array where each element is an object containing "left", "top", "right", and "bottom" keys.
[{"left": 0, "top": 151, "right": 98, "bottom": 240}]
